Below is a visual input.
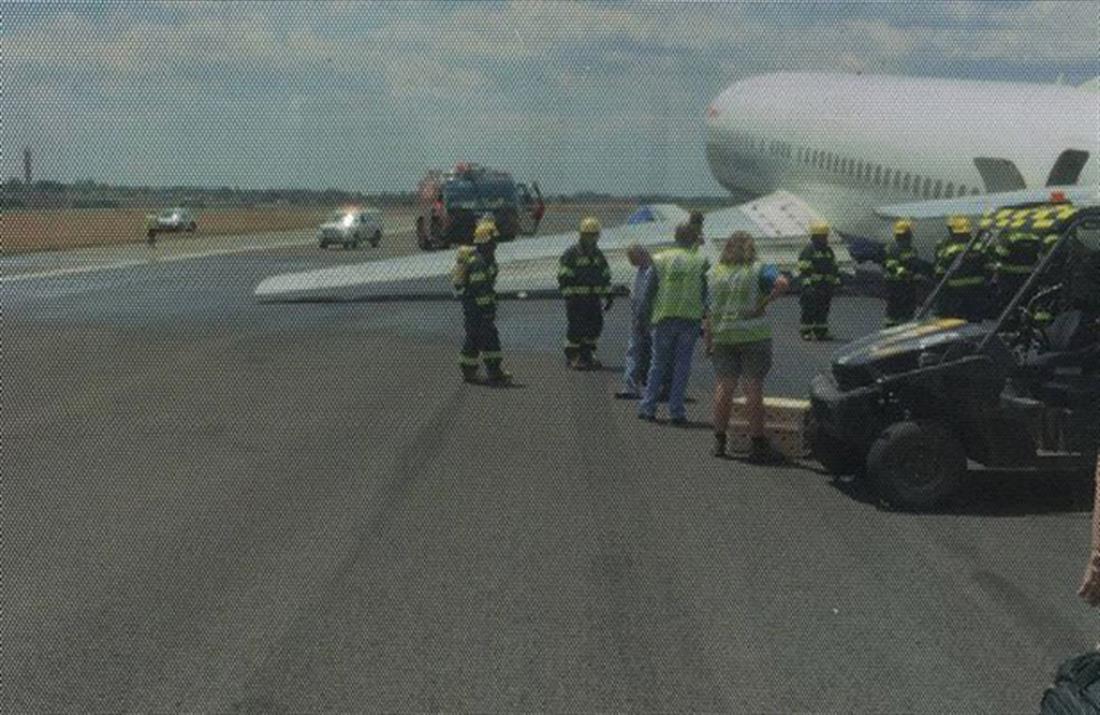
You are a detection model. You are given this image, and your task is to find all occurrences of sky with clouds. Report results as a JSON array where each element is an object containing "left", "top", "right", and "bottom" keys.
[{"left": 5, "top": 1, "right": 1097, "bottom": 195}]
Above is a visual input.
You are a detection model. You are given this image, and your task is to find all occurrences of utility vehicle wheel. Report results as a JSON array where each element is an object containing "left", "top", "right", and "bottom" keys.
[
  {"left": 805, "top": 411, "right": 864, "bottom": 475},
  {"left": 371, "top": 230, "right": 381, "bottom": 247},
  {"left": 867, "top": 420, "right": 965, "bottom": 510},
  {"left": 319, "top": 241, "right": 328, "bottom": 250}
]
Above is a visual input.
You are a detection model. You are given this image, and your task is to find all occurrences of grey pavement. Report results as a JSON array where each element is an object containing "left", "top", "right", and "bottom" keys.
[{"left": 4, "top": 211, "right": 1095, "bottom": 712}]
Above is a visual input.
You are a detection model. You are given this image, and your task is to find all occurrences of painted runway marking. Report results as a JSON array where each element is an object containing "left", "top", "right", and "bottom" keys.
[{"left": 2, "top": 236, "right": 316, "bottom": 284}]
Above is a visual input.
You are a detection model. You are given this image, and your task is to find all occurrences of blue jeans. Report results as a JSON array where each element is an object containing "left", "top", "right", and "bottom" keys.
[
  {"left": 622, "top": 322, "right": 651, "bottom": 394},
  {"left": 639, "top": 319, "right": 699, "bottom": 420}
]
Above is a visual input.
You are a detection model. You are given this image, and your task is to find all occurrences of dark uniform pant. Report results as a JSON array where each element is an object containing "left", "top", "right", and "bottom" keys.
[
  {"left": 461, "top": 304, "right": 503, "bottom": 375},
  {"left": 800, "top": 285, "right": 833, "bottom": 338},
  {"left": 993, "top": 274, "right": 1029, "bottom": 316},
  {"left": 936, "top": 286, "right": 987, "bottom": 323},
  {"left": 565, "top": 295, "right": 604, "bottom": 362},
  {"left": 884, "top": 282, "right": 918, "bottom": 326}
]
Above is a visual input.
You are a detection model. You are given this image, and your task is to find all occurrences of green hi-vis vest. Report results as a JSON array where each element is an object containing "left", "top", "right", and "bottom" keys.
[
  {"left": 651, "top": 246, "right": 707, "bottom": 324},
  {"left": 707, "top": 262, "right": 771, "bottom": 344}
]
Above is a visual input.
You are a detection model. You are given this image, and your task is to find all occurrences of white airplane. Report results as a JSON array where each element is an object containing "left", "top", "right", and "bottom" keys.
[{"left": 256, "top": 71, "right": 1098, "bottom": 300}]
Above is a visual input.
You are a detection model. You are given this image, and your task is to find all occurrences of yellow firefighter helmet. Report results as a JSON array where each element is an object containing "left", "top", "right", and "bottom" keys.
[
  {"left": 893, "top": 219, "right": 913, "bottom": 237},
  {"left": 579, "top": 216, "right": 601, "bottom": 235},
  {"left": 473, "top": 219, "right": 499, "bottom": 244},
  {"left": 809, "top": 220, "right": 830, "bottom": 236},
  {"left": 947, "top": 215, "right": 972, "bottom": 235}
]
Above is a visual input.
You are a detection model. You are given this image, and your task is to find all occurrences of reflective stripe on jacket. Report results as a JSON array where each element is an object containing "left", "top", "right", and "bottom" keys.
[
  {"left": 797, "top": 243, "right": 840, "bottom": 286},
  {"left": 558, "top": 243, "right": 611, "bottom": 297},
  {"left": 453, "top": 250, "right": 498, "bottom": 309}
]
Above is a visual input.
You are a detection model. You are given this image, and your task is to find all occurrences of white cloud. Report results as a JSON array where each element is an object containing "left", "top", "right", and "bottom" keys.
[{"left": 4, "top": 1, "right": 1096, "bottom": 193}]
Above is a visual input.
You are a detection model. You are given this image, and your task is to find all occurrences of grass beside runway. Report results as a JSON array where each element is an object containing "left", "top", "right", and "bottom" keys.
[{"left": 3, "top": 202, "right": 643, "bottom": 255}]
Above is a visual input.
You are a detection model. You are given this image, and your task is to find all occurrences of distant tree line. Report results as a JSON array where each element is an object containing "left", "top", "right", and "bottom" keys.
[{"left": 2, "top": 178, "right": 729, "bottom": 210}]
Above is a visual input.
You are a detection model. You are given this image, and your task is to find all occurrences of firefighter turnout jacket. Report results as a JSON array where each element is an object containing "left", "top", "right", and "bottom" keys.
[
  {"left": 797, "top": 243, "right": 841, "bottom": 289},
  {"left": 558, "top": 244, "right": 611, "bottom": 298}
]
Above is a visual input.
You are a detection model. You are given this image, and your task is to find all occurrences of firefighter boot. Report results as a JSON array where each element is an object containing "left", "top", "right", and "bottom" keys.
[{"left": 485, "top": 363, "right": 513, "bottom": 386}]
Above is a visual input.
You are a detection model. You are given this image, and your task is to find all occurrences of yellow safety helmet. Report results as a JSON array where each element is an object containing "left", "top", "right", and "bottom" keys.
[
  {"left": 809, "top": 220, "right": 830, "bottom": 236},
  {"left": 947, "top": 215, "right": 971, "bottom": 235},
  {"left": 893, "top": 219, "right": 913, "bottom": 237},
  {"left": 579, "top": 216, "right": 601, "bottom": 235},
  {"left": 473, "top": 219, "right": 499, "bottom": 244}
]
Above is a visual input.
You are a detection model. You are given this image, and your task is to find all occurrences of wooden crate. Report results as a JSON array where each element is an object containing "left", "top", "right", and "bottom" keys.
[{"left": 727, "top": 397, "right": 810, "bottom": 460}]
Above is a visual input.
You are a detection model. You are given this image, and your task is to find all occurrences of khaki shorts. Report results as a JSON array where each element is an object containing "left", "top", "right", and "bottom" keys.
[{"left": 711, "top": 339, "right": 772, "bottom": 380}]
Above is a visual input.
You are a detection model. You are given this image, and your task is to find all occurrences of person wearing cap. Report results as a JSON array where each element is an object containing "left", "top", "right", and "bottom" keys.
[
  {"left": 934, "top": 215, "right": 988, "bottom": 322},
  {"left": 637, "top": 223, "right": 709, "bottom": 424},
  {"left": 616, "top": 243, "right": 653, "bottom": 399},
  {"left": 453, "top": 219, "right": 511, "bottom": 384},
  {"left": 882, "top": 219, "right": 926, "bottom": 327},
  {"left": 797, "top": 220, "right": 841, "bottom": 340},
  {"left": 558, "top": 216, "right": 613, "bottom": 369}
]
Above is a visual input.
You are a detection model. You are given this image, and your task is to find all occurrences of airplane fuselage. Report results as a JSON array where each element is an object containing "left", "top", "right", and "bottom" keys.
[{"left": 705, "top": 72, "right": 1098, "bottom": 251}]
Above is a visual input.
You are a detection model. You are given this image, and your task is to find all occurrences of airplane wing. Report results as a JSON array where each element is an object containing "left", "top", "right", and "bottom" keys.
[
  {"left": 874, "top": 185, "right": 1098, "bottom": 221},
  {"left": 254, "top": 191, "right": 847, "bottom": 302}
]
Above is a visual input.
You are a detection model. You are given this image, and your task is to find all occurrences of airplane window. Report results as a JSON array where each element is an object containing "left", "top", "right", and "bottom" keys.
[
  {"left": 893, "top": 171, "right": 901, "bottom": 189},
  {"left": 922, "top": 177, "right": 933, "bottom": 198},
  {"left": 933, "top": 179, "right": 942, "bottom": 198},
  {"left": 902, "top": 173, "right": 911, "bottom": 191},
  {"left": 944, "top": 182, "right": 954, "bottom": 198},
  {"left": 812, "top": 149, "right": 819, "bottom": 165},
  {"left": 831, "top": 155, "right": 839, "bottom": 173},
  {"left": 972, "top": 186, "right": 982, "bottom": 195},
  {"left": 856, "top": 161, "right": 864, "bottom": 180},
  {"left": 874, "top": 165, "right": 882, "bottom": 185}
]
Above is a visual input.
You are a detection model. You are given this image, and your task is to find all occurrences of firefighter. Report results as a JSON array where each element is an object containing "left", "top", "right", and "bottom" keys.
[
  {"left": 453, "top": 219, "right": 511, "bottom": 385},
  {"left": 882, "top": 219, "right": 924, "bottom": 327},
  {"left": 558, "top": 216, "right": 613, "bottom": 369},
  {"left": 689, "top": 210, "right": 706, "bottom": 249},
  {"left": 933, "top": 215, "right": 988, "bottom": 322},
  {"left": 989, "top": 227, "right": 1042, "bottom": 315},
  {"left": 797, "top": 220, "right": 840, "bottom": 340}
]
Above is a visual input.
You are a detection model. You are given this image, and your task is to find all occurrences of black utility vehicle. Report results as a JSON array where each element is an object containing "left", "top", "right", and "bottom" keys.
[{"left": 807, "top": 203, "right": 1100, "bottom": 509}]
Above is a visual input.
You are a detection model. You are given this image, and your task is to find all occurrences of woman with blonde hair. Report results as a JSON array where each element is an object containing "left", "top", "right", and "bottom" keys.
[{"left": 705, "top": 231, "right": 789, "bottom": 462}]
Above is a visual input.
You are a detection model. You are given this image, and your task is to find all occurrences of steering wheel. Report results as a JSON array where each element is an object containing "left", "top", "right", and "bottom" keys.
[{"left": 1013, "top": 284, "right": 1064, "bottom": 355}]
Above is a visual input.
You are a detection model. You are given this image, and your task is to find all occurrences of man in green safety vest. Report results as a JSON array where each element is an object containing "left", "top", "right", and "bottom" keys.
[{"left": 637, "top": 223, "right": 709, "bottom": 424}]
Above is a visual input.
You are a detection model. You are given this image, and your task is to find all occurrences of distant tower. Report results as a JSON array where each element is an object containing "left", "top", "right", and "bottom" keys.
[{"left": 23, "top": 147, "right": 32, "bottom": 184}]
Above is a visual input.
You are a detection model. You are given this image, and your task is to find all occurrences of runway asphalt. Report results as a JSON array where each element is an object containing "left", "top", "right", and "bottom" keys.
[{"left": 4, "top": 207, "right": 1097, "bottom": 712}]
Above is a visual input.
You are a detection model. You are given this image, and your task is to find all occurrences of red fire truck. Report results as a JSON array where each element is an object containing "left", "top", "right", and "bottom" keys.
[{"left": 415, "top": 164, "right": 528, "bottom": 251}]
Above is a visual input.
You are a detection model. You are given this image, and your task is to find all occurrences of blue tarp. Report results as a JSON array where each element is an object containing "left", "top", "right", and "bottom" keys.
[{"left": 627, "top": 205, "right": 657, "bottom": 224}]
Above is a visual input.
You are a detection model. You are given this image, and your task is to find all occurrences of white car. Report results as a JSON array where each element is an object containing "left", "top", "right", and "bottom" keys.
[
  {"left": 318, "top": 208, "right": 383, "bottom": 249},
  {"left": 155, "top": 207, "right": 197, "bottom": 232}
]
